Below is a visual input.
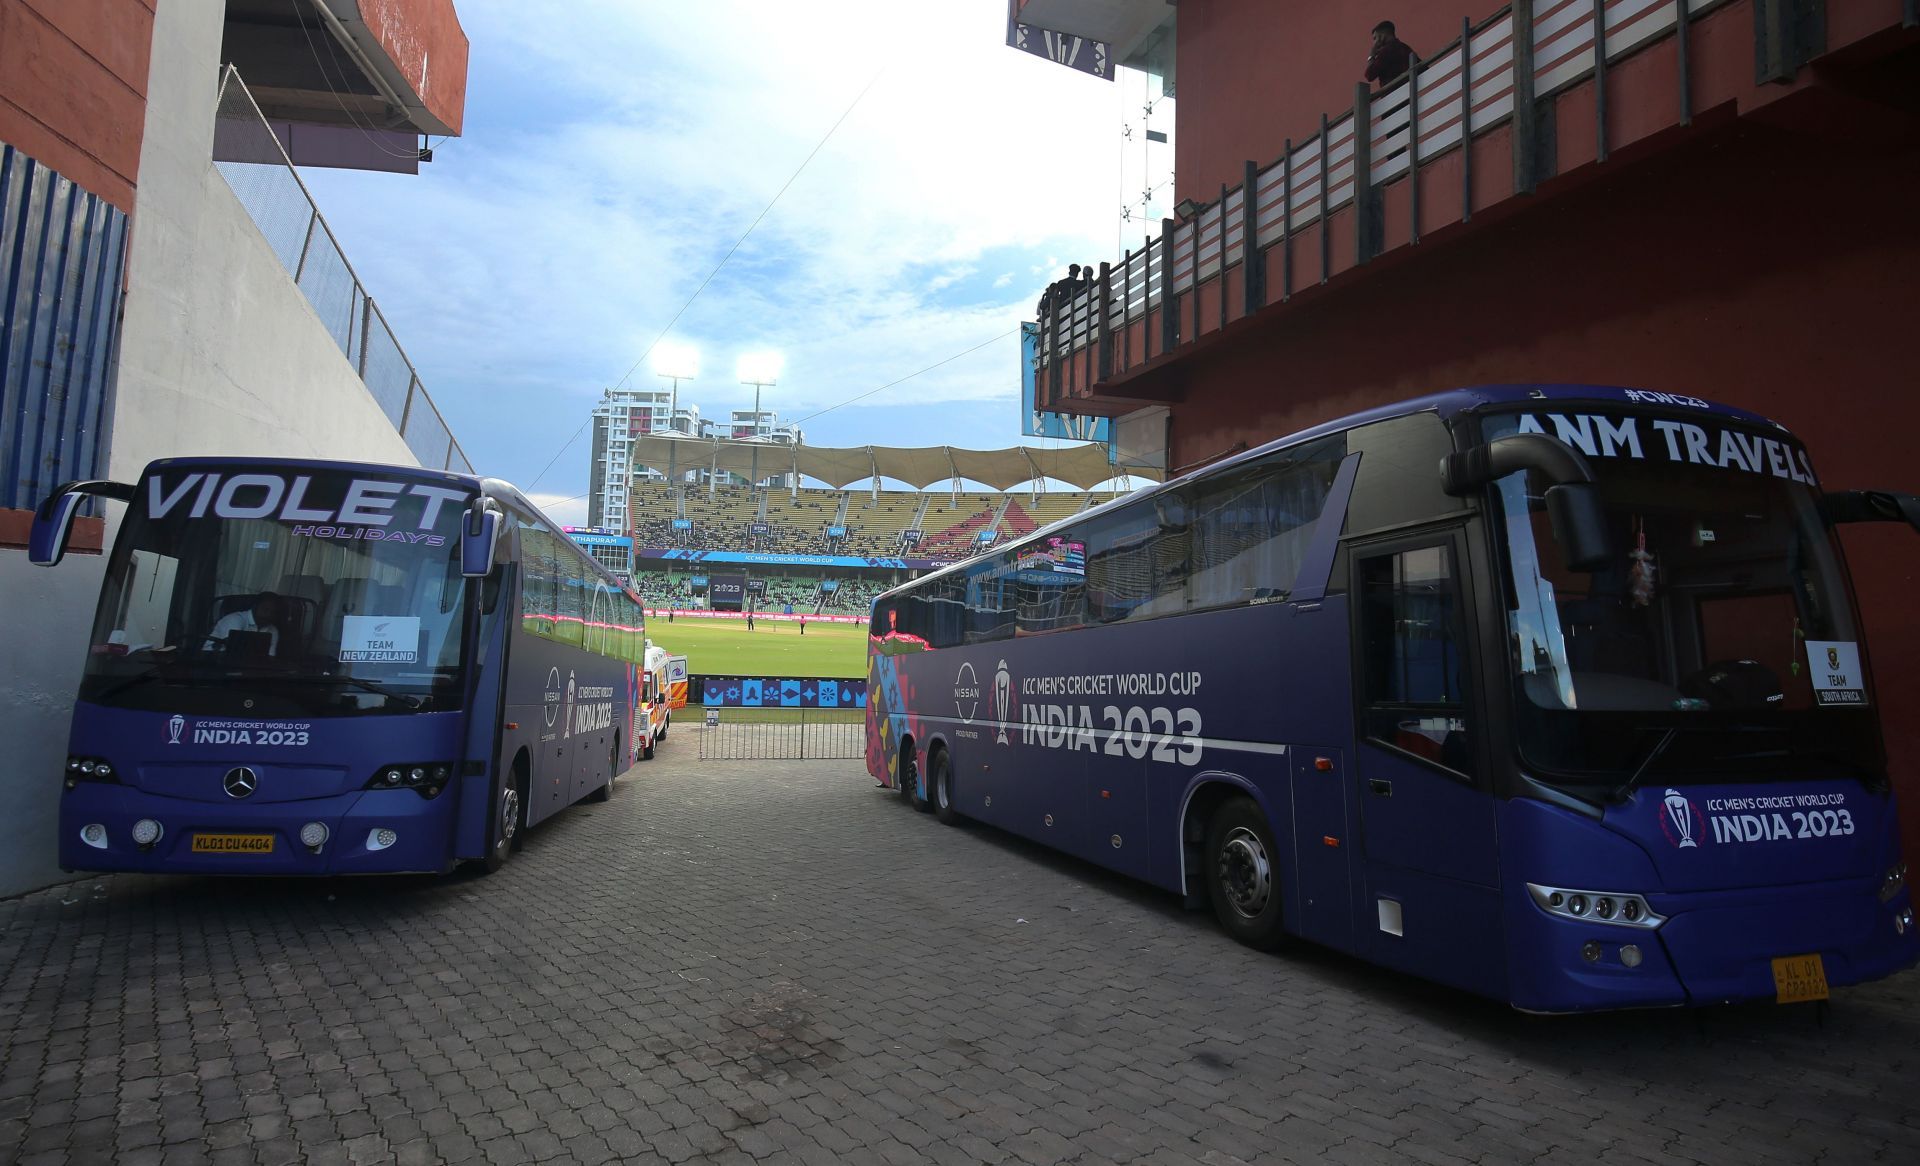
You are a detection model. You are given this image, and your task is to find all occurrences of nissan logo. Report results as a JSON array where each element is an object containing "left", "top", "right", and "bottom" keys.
[{"left": 223, "top": 767, "right": 258, "bottom": 799}]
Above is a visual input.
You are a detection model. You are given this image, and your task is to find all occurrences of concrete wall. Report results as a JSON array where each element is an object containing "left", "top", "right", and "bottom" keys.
[{"left": 0, "top": 0, "right": 425, "bottom": 898}]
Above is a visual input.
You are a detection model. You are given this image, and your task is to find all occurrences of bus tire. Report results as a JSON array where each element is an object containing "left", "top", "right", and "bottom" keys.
[
  {"left": 931, "top": 748, "right": 963, "bottom": 826},
  {"left": 642, "top": 732, "right": 656, "bottom": 761},
  {"left": 473, "top": 759, "right": 529, "bottom": 874},
  {"left": 896, "top": 746, "right": 918, "bottom": 805},
  {"left": 1205, "top": 797, "right": 1289, "bottom": 951}
]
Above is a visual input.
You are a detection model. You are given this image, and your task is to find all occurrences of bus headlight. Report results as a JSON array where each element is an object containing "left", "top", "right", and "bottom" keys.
[
  {"left": 130, "top": 819, "right": 163, "bottom": 848},
  {"left": 366, "top": 828, "right": 398, "bottom": 851},
  {"left": 365, "top": 763, "right": 452, "bottom": 798},
  {"left": 1880, "top": 862, "right": 1907, "bottom": 903},
  {"left": 299, "top": 822, "right": 329, "bottom": 850},
  {"left": 79, "top": 823, "right": 108, "bottom": 849},
  {"left": 1527, "top": 884, "right": 1664, "bottom": 929},
  {"left": 65, "top": 756, "right": 120, "bottom": 788}
]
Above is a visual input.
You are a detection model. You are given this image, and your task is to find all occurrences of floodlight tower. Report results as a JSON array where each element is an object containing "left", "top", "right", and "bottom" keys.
[
  {"left": 652, "top": 342, "right": 699, "bottom": 487},
  {"left": 736, "top": 353, "right": 783, "bottom": 489}
]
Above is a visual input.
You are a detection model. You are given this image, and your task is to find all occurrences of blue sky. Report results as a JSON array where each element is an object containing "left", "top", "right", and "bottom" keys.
[{"left": 299, "top": 1, "right": 1133, "bottom": 524}]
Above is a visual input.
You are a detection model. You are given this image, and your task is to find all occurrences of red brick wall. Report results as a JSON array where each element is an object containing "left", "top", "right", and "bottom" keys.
[
  {"left": 0, "top": 0, "right": 154, "bottom": 213},
  {"left": 359, "top": 0, "right": 470, "bottom": 135},
  {"left": 1175, "top": 0, "right": 1467, "bottom": 203}
]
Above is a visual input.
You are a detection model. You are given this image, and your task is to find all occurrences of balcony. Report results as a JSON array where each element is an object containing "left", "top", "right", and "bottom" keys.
[{"left": 1033, "top": 0, "right": 1914, "bottom": 414}]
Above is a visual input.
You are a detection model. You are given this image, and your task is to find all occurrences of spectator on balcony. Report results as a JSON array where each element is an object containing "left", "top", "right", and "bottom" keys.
[{"left": 1365, "top": 21, "right": 1417, "bottom": 88}]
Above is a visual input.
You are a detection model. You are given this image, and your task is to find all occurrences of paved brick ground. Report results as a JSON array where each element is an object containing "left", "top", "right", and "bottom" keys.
[{"left": 4, "top": 748, "right": 1920, "bottom": 1165}]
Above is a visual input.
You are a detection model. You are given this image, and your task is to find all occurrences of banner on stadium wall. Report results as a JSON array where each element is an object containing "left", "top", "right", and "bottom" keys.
[
  {"left": 638, "top": 548, "right": 957, "bottom": 570},
  {"left": 710, "top": 574, "right": 746, "bottom": 609},
  {"left": 1021, "top": 321, "right": 1115, "bottom": 446},
  {"left": 746, "top": 579, "right": 767, "bottom": 595},
  {"left": 645, "top": 609, "right": 865, "bottom": 624},
  {"left": 696, "top": 675, "right": 868, "bottom": 709}
]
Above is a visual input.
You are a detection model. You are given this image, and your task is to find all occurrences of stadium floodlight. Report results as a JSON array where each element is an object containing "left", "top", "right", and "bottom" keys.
[
  {"left": 735, "top": 352, "right": 784, "bottom": 386},
  {"left": 653, "top": 341, "right": 699, "bottom": 381}
]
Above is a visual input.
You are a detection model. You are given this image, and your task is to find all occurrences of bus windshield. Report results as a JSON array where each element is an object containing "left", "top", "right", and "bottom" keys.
[
  {"left": 79, "top": 466, "right": 476, "bottom": 716},
  {"left": 1483, "top": 409, "right": 1883, "bottom": 791}
]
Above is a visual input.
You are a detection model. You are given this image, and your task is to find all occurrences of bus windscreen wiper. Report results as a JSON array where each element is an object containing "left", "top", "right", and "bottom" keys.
[
  {"left": 94, "top": 666, "right": 192, "bottom": 702},
  {"left": 1610, "top": 727, "right": 1678, "bottom": 804},
  {"left": 296, "top": 675, "right": 423, "bottom": 708}
]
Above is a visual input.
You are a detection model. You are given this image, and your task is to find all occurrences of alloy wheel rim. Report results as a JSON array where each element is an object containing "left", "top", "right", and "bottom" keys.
[{"left": 1218, "top": 826, "right": 1271, "bottom": 918}]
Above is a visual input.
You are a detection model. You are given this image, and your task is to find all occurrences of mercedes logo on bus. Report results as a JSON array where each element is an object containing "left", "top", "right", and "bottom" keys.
[{"left": 223, "top": 766, "right": 259, "bottom": 799}]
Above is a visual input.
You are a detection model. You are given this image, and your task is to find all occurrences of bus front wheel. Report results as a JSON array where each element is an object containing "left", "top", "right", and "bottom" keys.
[
  {"left": 1205, "top": 798, "right": 1289, "bottom": 951},
  {"left": 473, "top": 764, "right": 529, "bottom": 874}
]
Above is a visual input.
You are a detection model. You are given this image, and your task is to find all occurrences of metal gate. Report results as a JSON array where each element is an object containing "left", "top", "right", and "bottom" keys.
[{"left": 697, "top": 711, "right": 864, "bottom": 761}]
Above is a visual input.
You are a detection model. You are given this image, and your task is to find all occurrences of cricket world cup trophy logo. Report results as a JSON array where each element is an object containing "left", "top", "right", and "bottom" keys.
[
  {"left": 992, "top": 660, "right": 1012, "bottom": 745},
  {"left": 1662, "top": 788, "right": 1700, "bottom": 848},
  {"left": 168, "top": 714, "right": 186, "bottom": 745}
]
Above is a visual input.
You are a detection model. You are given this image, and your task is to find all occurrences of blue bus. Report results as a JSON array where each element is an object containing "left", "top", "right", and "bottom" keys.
[
  {"left": 31, "top": 457, "right": 655, "bottom": 876},
  {"left": 866, "top": 385, "right": 1920, "bottom": 1012}
]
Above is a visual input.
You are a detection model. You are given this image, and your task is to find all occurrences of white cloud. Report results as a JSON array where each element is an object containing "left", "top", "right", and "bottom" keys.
[
  {"left": 525, "top": 491, "right": 589, "bottom": 528},
  {"left": 300, "top": 0, "right": 1126, "bottom": 499}
]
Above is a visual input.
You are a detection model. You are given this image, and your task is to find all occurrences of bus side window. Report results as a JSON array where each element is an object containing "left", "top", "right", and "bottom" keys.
[
  {"left": 1188, "top": 438, "right": 1343, "bottom": 610},
  {"left": 1356, "top": 542, "right": 1473, "bottom": 775}
]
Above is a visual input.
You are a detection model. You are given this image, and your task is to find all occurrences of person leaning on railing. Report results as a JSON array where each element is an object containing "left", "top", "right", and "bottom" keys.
[{"left": 1365, "top": 19, "right": 1417, "bottom": 87}]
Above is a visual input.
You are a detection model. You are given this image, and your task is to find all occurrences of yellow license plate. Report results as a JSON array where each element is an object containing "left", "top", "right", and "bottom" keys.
[
  {"left": 1771, "top": 953, "right": 1830, "bottom": 1004},
  {"left": 191, "top": 833, "right": 275, "bottom": 854}
]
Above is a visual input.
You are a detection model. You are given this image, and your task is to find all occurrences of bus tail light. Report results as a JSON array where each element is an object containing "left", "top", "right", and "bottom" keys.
[
  {"left": 364, "top": 763, "right": 452, "bottom": 798},
  {"left": 1526, "top": 883, "right": 1664, "bottom": 929}
]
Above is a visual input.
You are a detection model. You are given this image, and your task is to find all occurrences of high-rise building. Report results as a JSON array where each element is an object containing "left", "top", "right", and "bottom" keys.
[
  {"left": 588, "top": 389, "right": 706, "bottom": 529},
  {"left": 726, "top": 410, "right": 803, "bottom": 488}
]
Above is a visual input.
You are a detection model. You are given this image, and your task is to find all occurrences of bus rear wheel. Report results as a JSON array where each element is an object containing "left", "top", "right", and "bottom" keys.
[
  {"left": 931, "top": 749, "right": 962, "bottom": 825},
  {"left": 1205, "top": 797, "right": 1289, "bottom": 951}
]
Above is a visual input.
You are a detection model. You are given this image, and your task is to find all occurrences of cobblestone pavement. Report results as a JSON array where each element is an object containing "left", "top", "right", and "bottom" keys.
[{"left": 5, "top": 749, "right": 1920, "bottom": 1166}]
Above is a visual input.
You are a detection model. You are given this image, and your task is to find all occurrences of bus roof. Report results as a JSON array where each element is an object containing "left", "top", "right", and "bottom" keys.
[{"left": 872, "top": 384, "right": 1790, "bottom": 607}]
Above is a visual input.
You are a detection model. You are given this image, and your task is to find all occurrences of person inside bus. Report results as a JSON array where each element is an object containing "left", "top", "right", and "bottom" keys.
[
  {"left": 1364, "top": 20, "right": 1417, "bottom": 87},
  {"left": 203, "top": 592, "right": 284, "bottom": 656}
]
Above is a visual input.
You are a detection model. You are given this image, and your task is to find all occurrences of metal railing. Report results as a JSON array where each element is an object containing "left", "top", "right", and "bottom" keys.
[
  {"left": 211, "top": 68, "right": 473, "bottom": 475},
  {"left": 1037, "top": 0, "right": 1736, "bottom": 393},
  {"left": 697, "top": 710, "right": 866, "bottom": 761}
]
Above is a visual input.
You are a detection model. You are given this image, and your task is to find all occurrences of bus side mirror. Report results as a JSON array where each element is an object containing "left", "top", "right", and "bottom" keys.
[
  {"left": 462, "top": 506, "right": 501, "bottom": 578},
  {"left": 29, "top": 479, "right": 131, "bottom": 567},
  {"left": 1545, "top": 483, "right": 1611, "bottom": 571},
  {"left": 1821, "top": 490, "right": 1920, "bottom": 534},
  {"left": 29, "top": 491, "right": 86, "bottom": 567},
  {"left": 1442, "top": 433, "right": 1612, "bottom": 571}
]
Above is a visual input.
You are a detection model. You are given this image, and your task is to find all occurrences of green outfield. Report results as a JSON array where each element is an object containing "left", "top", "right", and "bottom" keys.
[{"left": 643, "top": 615, "right": 869, "bottom": 679}]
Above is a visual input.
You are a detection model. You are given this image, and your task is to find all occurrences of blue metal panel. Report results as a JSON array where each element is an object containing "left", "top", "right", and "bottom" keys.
[{"left": 0, "top": 143, "right": 128, "bottom": 512}]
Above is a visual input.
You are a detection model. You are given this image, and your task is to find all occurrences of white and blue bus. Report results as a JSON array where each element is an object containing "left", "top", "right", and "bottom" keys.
[
  {"left": 31, "top": 457, "right": 656, "bottom": 876},
  {"left": 866, "top": 385, "right": 1920, "bottom": 1012}
]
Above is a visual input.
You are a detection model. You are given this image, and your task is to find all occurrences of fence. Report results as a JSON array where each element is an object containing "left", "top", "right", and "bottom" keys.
[
  {"left": 211, "top": 68, "right": 472, "bottom": 475},
  {"left": 697, "top": 710, "right": 866, "bottom": 761},
  {"left": 1037, "top": 0, "right": 1738, "bottom": 393},
  {"left": 0, "top": 142, "right": 129, "bottom": 513}
]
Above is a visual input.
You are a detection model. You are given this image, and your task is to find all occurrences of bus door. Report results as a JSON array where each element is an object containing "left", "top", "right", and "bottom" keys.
[{"left": 1347, "top": 532, "right": 1504, "bottom": 991}]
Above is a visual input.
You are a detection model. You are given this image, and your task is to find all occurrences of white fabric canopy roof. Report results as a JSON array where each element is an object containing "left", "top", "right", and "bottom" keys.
[{"left": 624, "top": 435, "right": 1152, "bottom": 490}]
